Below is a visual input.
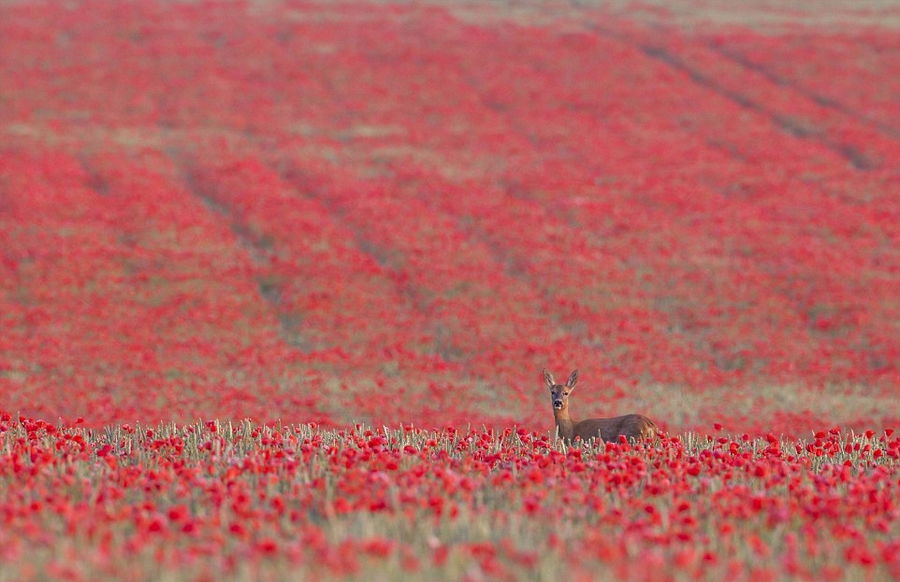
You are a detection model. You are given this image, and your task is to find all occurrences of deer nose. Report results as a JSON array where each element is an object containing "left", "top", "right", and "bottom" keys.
[{"left": 553, "top": 400, "right": 563, "bottom": 409}]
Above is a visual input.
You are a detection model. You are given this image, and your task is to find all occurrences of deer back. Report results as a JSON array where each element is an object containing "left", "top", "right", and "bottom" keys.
[{"left": 573, "top": 414, "right": 657, "bottom": 443}]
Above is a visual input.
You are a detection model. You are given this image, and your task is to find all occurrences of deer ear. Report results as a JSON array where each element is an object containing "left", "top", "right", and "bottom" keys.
[
  {"left": 566, "top": 369, "right": 578, "bottom": 389},
  {"left": 543, "top": 369, "right": 555, "bottom": 389}
]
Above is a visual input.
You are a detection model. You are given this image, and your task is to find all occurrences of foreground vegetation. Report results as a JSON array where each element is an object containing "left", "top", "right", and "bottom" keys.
[
  {"left": 1, "top": 411, "right": 898, "bottom": 581},
  {"left": 2, "top": 0, "right": 900, "bottom": 435}
]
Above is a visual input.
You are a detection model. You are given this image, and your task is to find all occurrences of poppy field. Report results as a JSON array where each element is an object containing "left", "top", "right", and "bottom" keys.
[
  {"left": 1, "top": 0, "right": 900, "bottom": 579},
  {"left": 2, "top": 413, "right": 900, "bottom": 581}
]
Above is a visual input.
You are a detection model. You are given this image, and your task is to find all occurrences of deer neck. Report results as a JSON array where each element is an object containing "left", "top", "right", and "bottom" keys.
[{"left": 554, "top": 408, "right": 575, "bottom": 440}]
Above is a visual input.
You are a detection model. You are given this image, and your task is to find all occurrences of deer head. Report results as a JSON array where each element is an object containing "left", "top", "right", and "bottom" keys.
[{"left": 544, "top": 369, "right": 578, "bottom": 413}]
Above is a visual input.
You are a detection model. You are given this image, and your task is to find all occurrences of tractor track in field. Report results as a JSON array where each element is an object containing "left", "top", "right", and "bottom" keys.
[
  {"left": 178, "top": 163, "right": 318, "bottom": 353},
  {"left": 707, "top": 43, "right": 900, "bottom": 141},
  {"left": 586, "top": 23, "right": 882, "bottom": 171},
  {"left": 183, "top": 158, "right": 446, "bottom": 358}
]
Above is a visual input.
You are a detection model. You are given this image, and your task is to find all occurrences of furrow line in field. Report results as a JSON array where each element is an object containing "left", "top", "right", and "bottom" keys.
[
  {"left": 81, "top": 153, "right": 309, "bottom": 420},
  {"left": 181, "top": 162, "right": 314, "bottom": 353},
  {"left": 709, "top": 30, "right": 900, "bottom": 135},
  {"left": 189, "top": 156, "right": 503, "bottom": 427},
  {"left": 186, "top": 158, "right": 434, "bottom": 356},
  {"left": 708, "top": 43, "right": 900, "bottom": 140},
  {"left": 0, "top": 150, "right": 296, "bottom": 423},
  {"left": 587, "top": 23, "right": 881, "bottom": 171},
  {"left": 0, "top": 151, "right": 173, "bottom": 422}
]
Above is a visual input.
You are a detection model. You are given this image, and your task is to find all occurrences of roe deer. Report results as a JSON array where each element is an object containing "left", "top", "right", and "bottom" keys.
[{"left": 544, "top": 369, "right": 657, "bottom": 444}]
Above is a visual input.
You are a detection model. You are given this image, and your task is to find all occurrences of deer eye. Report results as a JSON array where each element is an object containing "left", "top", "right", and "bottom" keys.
[{"left": 563, "top": 391, "right": 569, "bottom": 396}]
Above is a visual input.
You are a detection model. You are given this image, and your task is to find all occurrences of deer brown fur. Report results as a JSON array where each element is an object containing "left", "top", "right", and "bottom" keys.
[{"left": 544, "top": 369, "right": 657, "bottom": 444}]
